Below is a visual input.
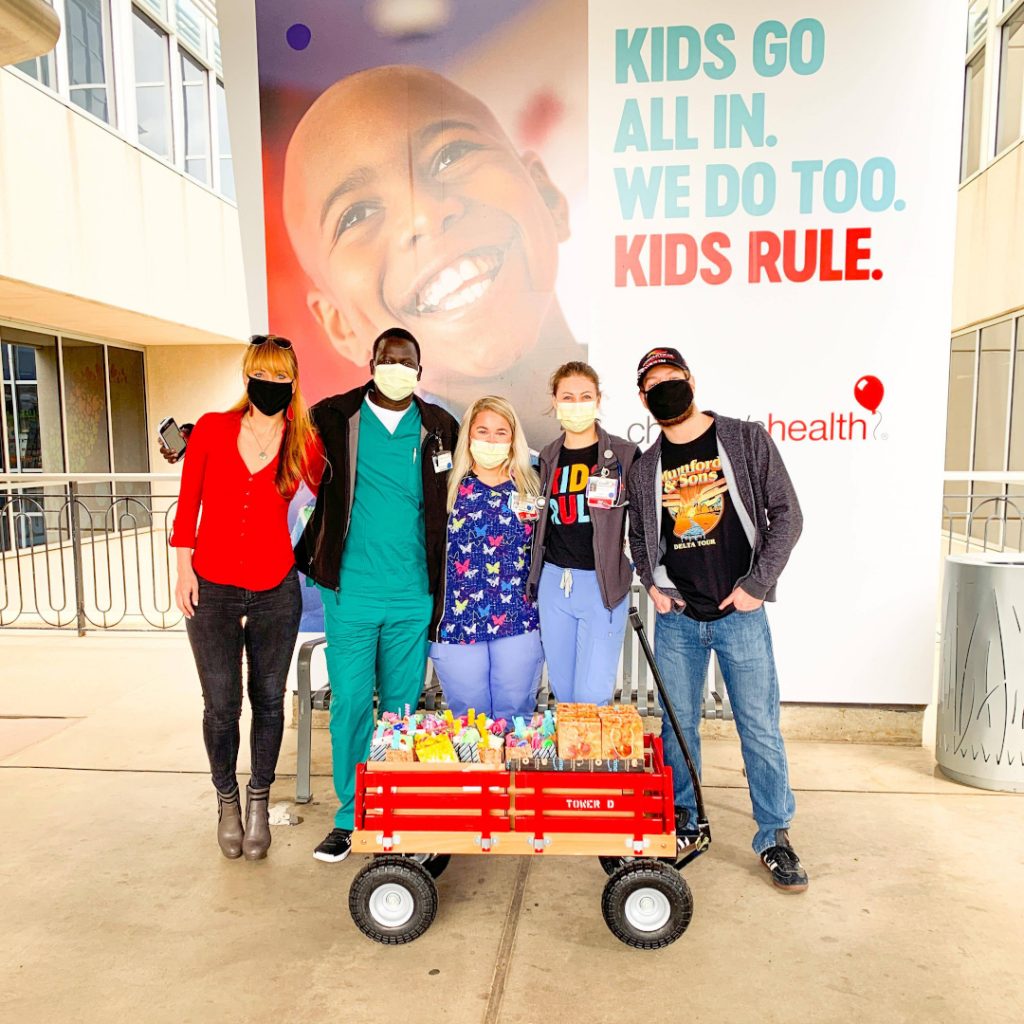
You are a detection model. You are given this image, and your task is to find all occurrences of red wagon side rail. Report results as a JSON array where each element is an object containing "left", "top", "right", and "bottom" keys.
[{"left": 351, "top": 736, "right": 677, "bottom": 858}]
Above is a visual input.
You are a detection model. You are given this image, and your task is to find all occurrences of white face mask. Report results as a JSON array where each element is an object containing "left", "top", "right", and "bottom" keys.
[
  {"left": 470, "top": 439, "right": 511, "bottom": 470},
  {"left": 556, "top": 401, "right": 598, "bottom": 434},
  {"left": 373, "top": 363, "right": 418, "bottom": 401}
]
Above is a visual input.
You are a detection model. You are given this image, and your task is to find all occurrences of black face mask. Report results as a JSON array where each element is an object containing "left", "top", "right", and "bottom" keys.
[
  {"left": 247, "top": 377, "right": 293, "bottom": 416},
  {"left": 645, "top": 378, "right": 694, "bottom": 423}
]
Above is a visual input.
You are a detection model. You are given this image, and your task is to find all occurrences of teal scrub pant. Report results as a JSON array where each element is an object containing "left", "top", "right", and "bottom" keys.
[{"left": 319, "top": 587, "right": 432, "bottom": 830}]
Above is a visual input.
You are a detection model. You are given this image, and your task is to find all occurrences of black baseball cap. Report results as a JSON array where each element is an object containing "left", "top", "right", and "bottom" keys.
[{"left": 636, "top": 347, "right": 689, "bottom": 388}]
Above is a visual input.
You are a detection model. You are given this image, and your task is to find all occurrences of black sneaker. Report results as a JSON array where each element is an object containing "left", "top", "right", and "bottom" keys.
[
  {"left": 313, "top": 828, "right": 352, "bottom": 863},
  {"left": 759, "top": 830, "right": 808, "bottom": 893},
  {"left": 674, "top": 806, "right": 701, "bottom": 855}
]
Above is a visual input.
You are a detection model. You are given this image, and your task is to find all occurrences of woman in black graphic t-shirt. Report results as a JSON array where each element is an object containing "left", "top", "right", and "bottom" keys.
[{"left": 527, "top": 363, "right": 640, "bottom": 704}]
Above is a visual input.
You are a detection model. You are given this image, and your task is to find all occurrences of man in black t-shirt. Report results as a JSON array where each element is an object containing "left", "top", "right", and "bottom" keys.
[{"left": 627, "top": 347, "right": 808, "bottom": 893}]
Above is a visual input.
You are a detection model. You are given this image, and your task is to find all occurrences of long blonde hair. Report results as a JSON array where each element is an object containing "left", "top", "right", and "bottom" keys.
[
  {"left": 230, "top": 336, "right": 317, "bottom": 498},
  {"left": 447, "top": 396, "right": 539, "bottom": 511}
]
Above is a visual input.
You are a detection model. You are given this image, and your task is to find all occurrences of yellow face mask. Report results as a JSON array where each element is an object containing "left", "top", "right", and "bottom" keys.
[
  {"left": 373, "top": 363, "right": 418, "bottom": 401},
  {"left": 556, "top": 401, "right": 598, "bottom": 434},
  {"left": 470, "top": 439, "right": 511, "bottom": 469}
]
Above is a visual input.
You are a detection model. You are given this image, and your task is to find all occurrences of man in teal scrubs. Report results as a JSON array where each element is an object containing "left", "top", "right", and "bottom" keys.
[{"left": 294, "top": 328, "right": 459, "bottom": 861}]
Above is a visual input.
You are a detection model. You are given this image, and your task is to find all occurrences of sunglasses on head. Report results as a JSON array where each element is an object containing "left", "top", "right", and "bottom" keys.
[{"left": 249, "top": 334, "right": 293, "bottom": 350}]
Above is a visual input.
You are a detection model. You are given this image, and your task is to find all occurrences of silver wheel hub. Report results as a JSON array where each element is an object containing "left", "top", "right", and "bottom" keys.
[
  {"left": 624, "top": 887, "right": 671, "bottom": 932},
  {"left": 369, "top": 883, "right": 415, "bottom": 927}
]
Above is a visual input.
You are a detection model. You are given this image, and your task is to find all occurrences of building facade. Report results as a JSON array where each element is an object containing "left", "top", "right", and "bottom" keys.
[
  {"left": 0, "top": 0, "right": 249, "bottom": 553},
  {"left": 948, "top": 0, "right": 1024, "bottom": 548}
]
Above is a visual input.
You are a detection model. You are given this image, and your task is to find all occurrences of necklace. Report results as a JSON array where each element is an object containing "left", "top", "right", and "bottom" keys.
[{"left": 245, "top": 414, "right": 282, "bottom": 461}]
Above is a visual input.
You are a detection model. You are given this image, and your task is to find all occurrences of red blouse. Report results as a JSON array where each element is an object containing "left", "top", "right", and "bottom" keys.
[{"left": 169, "top": 411, "right": 325, "bottom": 591}]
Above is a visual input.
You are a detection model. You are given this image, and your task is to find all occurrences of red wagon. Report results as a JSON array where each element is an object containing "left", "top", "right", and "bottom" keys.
[{"left": 346, "top": 608, "right": 711, "bottom": 949}]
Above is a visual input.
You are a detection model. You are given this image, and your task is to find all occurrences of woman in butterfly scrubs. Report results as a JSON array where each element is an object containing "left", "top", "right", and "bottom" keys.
[
  {"left": 526, "top": 362, "right": 641, "bottom": 704},
  {"left": 429, "top": 396, "right": 544, "bottom": 720}
]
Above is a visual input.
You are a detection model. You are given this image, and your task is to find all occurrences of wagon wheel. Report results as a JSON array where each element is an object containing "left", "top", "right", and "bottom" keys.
[
  {"left": 598, "top": 854, "right": 676, "bottom": 876},
  {"left": 375, "top": 852, "right": 452, "bottom": 879},
  {"left": 349, "top": 855, "right": 438, "bottom": 945},
  {"left": 601, "top": 860, "right": 693, "bottom": 950}
]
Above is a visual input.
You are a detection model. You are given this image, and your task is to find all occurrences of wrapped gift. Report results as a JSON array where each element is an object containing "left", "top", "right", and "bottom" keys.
[
  {"left": 505, "top": 734, "right": 536, "bottom": 763},
  {"left": 557, "top": 703, "right": 602, "bottom": 759},
  {"left": 414, "top": 733, "right": 459, "bottom": 763},
  {"left": 599, "top": 705, "right": 645, "bottom": 760}
]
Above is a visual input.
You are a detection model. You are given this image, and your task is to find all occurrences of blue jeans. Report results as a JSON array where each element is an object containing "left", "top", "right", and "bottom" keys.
[
  {"left": 654, "top": 605, "right": 795, "bottom": 854},
  {"left": 537, "top": 563, "right": 629, "bottom": 705}
]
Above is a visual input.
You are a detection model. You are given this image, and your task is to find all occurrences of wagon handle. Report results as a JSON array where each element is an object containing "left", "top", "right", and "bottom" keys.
[{"left": 628, "top": 606, "right": 709, "bottom": 829}]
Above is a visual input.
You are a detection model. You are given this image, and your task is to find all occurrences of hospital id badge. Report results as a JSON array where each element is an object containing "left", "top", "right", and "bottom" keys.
[
  {"left": 432, "top": 450, "right": 453, "bottom": 473},
  {"left": 586, "top": 474, "right": 618, "bottom": 509},
  {"left": 509, "top": 490, "right": 541, "bottom": 521}
]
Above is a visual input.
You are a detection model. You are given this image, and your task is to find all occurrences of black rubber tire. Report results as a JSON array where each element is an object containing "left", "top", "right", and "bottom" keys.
[
  {"left": 601, "top": 860, "right": 694, "bottom": 949},
  {"left": 378, "top": 852, "right": 451, "bottom": 879},
  {"left": 349, "top": 855, "right": 438, "bottom": 945},
  {"left": 598, "top": 854, "right": 677, "bottom": 876}
]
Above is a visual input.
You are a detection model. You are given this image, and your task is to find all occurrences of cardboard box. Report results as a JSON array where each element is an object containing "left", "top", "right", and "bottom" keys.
[
  {"left": 599, "top": 706, "right": 645, "bottom": 760},
  {"left": 557, "top": 703, "right": 602, "bottom": 759}
]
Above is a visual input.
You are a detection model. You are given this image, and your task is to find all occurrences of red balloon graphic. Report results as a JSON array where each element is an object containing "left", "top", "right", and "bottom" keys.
[{"left": 854, "top": 375, "right": 884, "bottom": 414}]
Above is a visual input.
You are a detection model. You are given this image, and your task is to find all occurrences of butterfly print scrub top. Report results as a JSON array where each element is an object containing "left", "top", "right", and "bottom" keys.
[{"left": 436, "top": 476, "right": 539, "bottom": 644}]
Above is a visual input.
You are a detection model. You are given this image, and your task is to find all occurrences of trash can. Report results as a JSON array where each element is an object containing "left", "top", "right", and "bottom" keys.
[{"left": 937, "top": 553, "right": 1024, "bottom": 792}]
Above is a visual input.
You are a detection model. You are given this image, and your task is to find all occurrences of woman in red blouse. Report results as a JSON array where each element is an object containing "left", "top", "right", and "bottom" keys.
[{"left": 170, "top": 336, "right": 323, "bottom": 861}]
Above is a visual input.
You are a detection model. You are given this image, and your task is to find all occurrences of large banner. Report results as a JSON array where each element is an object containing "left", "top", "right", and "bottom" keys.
[{"left": 254, "top": 1, "right": 962, "bottom": 702}]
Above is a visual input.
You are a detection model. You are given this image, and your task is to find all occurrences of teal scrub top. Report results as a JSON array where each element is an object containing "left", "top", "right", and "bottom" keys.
[{"left": 338, "top": 399, "right": 428, "bottom": 596}]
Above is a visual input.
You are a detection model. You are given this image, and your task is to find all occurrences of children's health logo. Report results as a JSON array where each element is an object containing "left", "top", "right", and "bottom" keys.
[
  {"left": 625, "top": 375, "right": 888, "bottom": 445},
  {"left": 762, "top": 375, "right": 887, "bottom": 443}
]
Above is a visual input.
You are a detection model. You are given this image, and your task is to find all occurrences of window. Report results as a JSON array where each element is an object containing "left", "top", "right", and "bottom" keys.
[
  {"left": 945, "top": 332, "right": 977, "bottom": 472},
  {"left": 997, "top": 6, "right": 1024, "bottom": 151},
  {"left": 215, "top": 80, "right": 234, "bottom": 200},
  {"left": 7, "top": 0, "right": 232, "bottom": 196},
  {"left": 974, "top": 320, "right": 1013, "bottom": 471},
  {"left": 132, "top": 9, "right": 173, "bottom": 160},
  {"left": 61, "top": 338, "right": 111, "bottom": 477},
  {"left": 1, "top": 329, "right": 63, "bottom": 475},
  {"left": 65, "top": 0, "right": 115, "bottom": 124},
  {"left": 968, "top": 0, "right": 989, "bottom": 50},
  {"left": 175, "top": 0, "right": 206, "bottom": 57},
  {"left": 14, "top": 54, "right": 54, "bottom": 88},
  {"left": 961, "top": 50, "right": 987, "bottom": 180},
  {"left": 180, "top": 49, "right": 210, "bottom": 183}
]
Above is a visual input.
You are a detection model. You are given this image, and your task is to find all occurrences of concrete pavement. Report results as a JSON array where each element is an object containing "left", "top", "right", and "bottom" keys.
[{"left": 1, "top": 631, "right": 1022, "bottom": 1024}]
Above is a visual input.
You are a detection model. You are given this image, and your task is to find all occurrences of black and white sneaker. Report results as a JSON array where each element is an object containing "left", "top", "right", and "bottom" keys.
[
  {"left": 759, "top": 830, "right": 808, "bottom": 893},
  {"left": 313, "top": 828, "right": 352, "bottom": 863},
  {"left": 674, "top": 806, "right": 701, "bottom": 859}
]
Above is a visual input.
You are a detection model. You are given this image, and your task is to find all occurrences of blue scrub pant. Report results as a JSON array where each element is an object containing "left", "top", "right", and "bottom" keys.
[
  {"left": 429, "top": 631, "right": 543, "bottom": 721},
  {"left": 537, "top": 563, "right": 629, "bottom": 705}
]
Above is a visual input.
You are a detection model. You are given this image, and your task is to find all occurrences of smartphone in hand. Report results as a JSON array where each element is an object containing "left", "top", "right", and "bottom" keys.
[{"left": 158, "top": 417, "right": 188, "bottom": 461}]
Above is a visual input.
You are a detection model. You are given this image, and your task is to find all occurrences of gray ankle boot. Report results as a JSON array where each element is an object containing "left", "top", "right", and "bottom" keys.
[
  {"left": 242, "top": 784, "right": 271, "bottom": 860},
  {"left": 216, "top": 788, "right": 244, "bottom": 859}
]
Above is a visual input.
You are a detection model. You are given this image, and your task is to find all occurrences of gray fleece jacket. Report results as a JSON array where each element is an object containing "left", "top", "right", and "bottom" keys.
[{"left": 627, "top": 412, "right": 802, "bottom": 605}]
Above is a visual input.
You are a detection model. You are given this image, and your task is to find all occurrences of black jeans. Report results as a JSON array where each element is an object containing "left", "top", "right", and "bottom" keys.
[{"left": 185, "top": 568, "right": 302, "bottom": 793}]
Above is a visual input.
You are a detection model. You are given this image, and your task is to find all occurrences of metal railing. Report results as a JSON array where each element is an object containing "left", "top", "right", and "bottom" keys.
[
  {"left": 0, "top": 473, "right": 183, "bottom": 633},
  {"left": 4, "top": 468, "right": 1013, "bottom": 634},
  {"left": 942, "top": 472, "right": 1024, "bottom": 554}
]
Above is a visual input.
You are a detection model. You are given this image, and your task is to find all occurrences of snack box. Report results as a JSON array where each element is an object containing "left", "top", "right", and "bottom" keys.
[
  {"left": 598, "top": 705, "right": 645, "bottom": 760},
  {"left": 557, "top": 703, "right": 602, "bottom": 759}
]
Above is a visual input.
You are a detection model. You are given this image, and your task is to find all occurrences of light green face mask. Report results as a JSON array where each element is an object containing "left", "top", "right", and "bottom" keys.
[
  {"left": 470, "top": 439, "right": 511, "bottom": 470},
  {"left": 373, "top": 363, "right": 418, "bottom": 401},
  {"left": 556, "top": 401, "right": 598, "bottom": 434}
]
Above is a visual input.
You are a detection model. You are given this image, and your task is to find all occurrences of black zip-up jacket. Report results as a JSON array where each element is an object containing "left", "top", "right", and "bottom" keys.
[{"left": 293, "top": 384, "right": 459, "bottom": 629}]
